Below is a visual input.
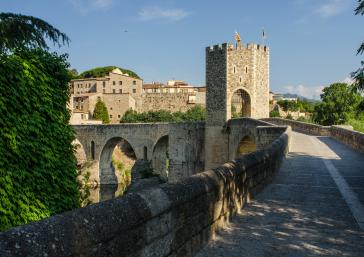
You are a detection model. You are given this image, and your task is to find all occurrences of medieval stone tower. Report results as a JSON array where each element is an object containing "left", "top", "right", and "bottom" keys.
[{"left": 205, "top": 38, "right": 270, "bottom": 169}]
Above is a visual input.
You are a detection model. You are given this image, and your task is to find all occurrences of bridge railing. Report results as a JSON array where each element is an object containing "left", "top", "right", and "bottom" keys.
[
  {"left": 0, "top": 124, "right": 291, "bottom": 257},
  {"left": 262, "top": 118, "right": 364, "bottom": 155}
]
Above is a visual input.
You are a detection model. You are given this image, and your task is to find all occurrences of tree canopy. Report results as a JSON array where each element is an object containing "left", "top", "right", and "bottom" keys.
[
  {"left": 313, "top": 83, "right": 363, "bottom": 126},
  {"left": 0, "top": 12, "right": 69, "bottom": 53},
  {"left": 78, "top": 66, "right": 140, "bottom": 79},
  {"left": 121, "top": 106, "right": 206, "bottom": 123},
  {"left": 93, "top": 99, "right": 110, "bottom": 124}
]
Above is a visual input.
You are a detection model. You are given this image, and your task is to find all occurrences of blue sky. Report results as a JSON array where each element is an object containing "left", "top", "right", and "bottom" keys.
[{"left": 1, "top": 0, "right": 362, "bottom": 99}]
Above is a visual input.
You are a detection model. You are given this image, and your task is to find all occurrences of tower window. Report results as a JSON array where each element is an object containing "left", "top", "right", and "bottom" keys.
[
  {"left": 233, "top": 66, "right": 236, "bottom": 74},
  {"left": 239, "top": 76, "right": 242, "bottom": 83},
  {"left": 245, "top": 67, "right": 248, "bottom": 74}
]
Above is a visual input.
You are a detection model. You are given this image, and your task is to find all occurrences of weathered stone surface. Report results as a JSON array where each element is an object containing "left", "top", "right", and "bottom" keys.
[
  {"left": 264, "top": 118, "right": 364, "bottom": 155},
  {"left": 0, "top": 123, "right": 291, "bottom": 257}
]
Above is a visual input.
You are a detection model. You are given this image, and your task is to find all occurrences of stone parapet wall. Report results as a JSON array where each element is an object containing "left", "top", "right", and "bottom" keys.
[
  {"left": 330, "top": 125, "right": 364, "bottom": 155},
  {"left": 0, "top": 126, "right": 291, "bottom": 257},
  {"left": 139, "top": 93, "right": 198, "bottom": 113},
  {"left": 262, "top": 118, "right": 331, "bottom": 136},
  {"left": 263, "top": 118, "right": 364, "bottom": 155}
]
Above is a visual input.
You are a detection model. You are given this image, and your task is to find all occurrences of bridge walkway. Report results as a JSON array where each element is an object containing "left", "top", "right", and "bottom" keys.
[{"left": 196, "top": 131, "right": 364, "bottom": 257}]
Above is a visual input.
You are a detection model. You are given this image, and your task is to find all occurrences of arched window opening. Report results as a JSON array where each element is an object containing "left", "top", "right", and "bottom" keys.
[
  {"left": 143, "top": 146, "right": 148, "bottom": 160},
  {"left": 236, "top": 136, "right": 256, "bottom": 157},
  {"left": 91, "top": 141, "right": 95, "bottom": 160}
]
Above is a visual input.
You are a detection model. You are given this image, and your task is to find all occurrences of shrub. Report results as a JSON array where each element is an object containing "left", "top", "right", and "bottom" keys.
[
  {"left": 93, "top": 99, "right": 110, "bottom": 124},
  {"left": 0, "top": 49, "right": 79, "bottom": 231},
  {"left": 269, "top": 110, "right": 280, "bottom": 118}
]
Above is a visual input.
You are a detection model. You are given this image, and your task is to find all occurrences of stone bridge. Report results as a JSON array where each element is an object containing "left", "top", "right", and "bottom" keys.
[{"left": 72, "top": 118, "right": 285, "bottom": 184}]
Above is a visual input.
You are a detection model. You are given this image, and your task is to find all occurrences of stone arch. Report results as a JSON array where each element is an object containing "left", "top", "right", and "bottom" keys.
[
  {"left": 230, "top": 88, "right": 251, "bottom": 118},
  {"left": 152, "top": 135, "right": 169, "bottom": 181},
  {"left": 236, "top": 135, "right": 257, "bottom": 157},
  {"left": 99, "top": 137, "right": 136, "bottom": 185}
]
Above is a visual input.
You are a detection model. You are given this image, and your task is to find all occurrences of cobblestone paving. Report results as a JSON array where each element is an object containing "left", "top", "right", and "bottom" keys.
[{"left": 196, "top": 132, "right": 364, "bottom": 257}]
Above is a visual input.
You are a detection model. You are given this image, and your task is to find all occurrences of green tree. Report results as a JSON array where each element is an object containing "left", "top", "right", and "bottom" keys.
[
  {"left": 0, "top": 12, "right": 69, "bottom": 52},
  {"left": 79, "top": 66, "right": 140, "bottom": 79},
  {"left": 182, "top": 106, "right": 206, "bottom": 121},
  {"left": 0, "top": 49, "right": 79, "bottom": 231},
  {"left": 93, "top": 99, "right": 110, "bottom": 124},
  {"left": 120, "top": 106, "right": 206, "bottom": 123},
  {"left": 351, "top": 0, "right": 364, "bottom": 91},
  {"left": 270, "top": 110, "right": 280, "bottom": 117},
  {"left": 313, "top": 83, "right": 363, "bottom": 125}
]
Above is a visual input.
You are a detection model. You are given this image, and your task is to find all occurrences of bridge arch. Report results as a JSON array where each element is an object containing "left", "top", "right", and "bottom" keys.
[
  {"left": 236, "top": 135, "right": 256, "bottom": 157},
  {"left": 229, "top": 87, "right": 252, "bottom": 119},
  {"left": 99, "top": 137, "right": 136, "bottom": 185},
  {"left": 152, "top": 135, "right": 169, "bottom": 181}
]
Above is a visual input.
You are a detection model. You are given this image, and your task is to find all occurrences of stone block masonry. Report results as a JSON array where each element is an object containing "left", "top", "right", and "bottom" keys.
[
  {"left": 264, "top": 118, "right": 364, "bottom": 155},
  {"left": 0, "top": 125, "right": 291, "bottom": 257}
]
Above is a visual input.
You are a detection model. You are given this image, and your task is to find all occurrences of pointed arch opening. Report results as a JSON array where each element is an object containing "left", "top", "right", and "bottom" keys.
[
  {"left": 231, "top": 88, "right": 251, "bottom": 118},
  {"left": 99, "top": 137, "right": 136, "bottom": 200}
]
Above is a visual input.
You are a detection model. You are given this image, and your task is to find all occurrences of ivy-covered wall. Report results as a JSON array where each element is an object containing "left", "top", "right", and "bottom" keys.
[{"left": 0, "top": 49, "right": 79, "bottom": 231}]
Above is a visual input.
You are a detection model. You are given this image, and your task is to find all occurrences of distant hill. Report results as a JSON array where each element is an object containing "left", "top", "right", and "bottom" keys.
[
  {"left": 78, "top": 66, "right": 140, "bottom": 79},
  {"left": 281, "top": 93, "right": 319, "bottom": 103}
]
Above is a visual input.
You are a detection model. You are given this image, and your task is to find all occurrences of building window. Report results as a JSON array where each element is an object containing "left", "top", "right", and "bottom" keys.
[
  {"left": 233, "top": 66, "right": 236, "bottom": 74},
  {"left": 245, "top": 66, "right": 248, "bottom": 74},
  {"left": 133, "top": 89, "right": 136, "bottom": 93},
  {"left": 119, "top": 81, "right": 122, "bottom": 85},
  {"left": 110, "top": 115, "right": 113, "bottom": 118},
  {"left": 133, "top": 80, "right": 136, "bottom": 85},
  {"left": 118, "top": 114, "right": 121, "bottom": 118},
  {"left": 81, "top": 114, "right": 84, "bottom": 119},
  {"left": 113, "top": 81, "right": 116, "bottom": 85},
  {"left": 103, "top": 89, "right": 106, "bottom": 93},
  {"left": 239, "top": 76, "right": 242, "bottom": 83},
  {"left": 119, "top": 89, "right": 122, "bottom": 93},
  {"left": 103, "top": 81, "right": 106, "bottom": 87},
  {"left": 91, "top": 141, "right": 95, "bottom": 160},
  {"left": 113, "top": 89, "right": 116, "bottom": 93},
  {"left": 110, "top": 107, "right": 113, "bottom": 110}
]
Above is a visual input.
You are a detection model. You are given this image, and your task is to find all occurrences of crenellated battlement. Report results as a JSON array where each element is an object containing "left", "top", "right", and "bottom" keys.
[{"left": 207, "top": 42, "right": 269, "bottom": 54}]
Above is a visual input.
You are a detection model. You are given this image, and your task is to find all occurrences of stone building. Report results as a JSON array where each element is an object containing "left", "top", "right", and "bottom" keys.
[
  {"left": 69, "top": 71, "right": 207, "bottom": 124},
  {"left": 69, "top": 68, "right": 143, "bottom": 124},
  {"left": 205, "top": 36, "right": 270, "bottom": 169},
  {"left": 141, "top": 81, "right": 206, "bottom": 113}
]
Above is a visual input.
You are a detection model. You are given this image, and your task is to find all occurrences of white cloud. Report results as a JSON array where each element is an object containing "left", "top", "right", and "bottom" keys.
[
  {"left": 284, "top": 85, "right": 324, "bottom": 100},
  {"left": 70, "top": 0, "right": 114, "bottom": 14},
  {"left": 314, "top": 0, "right": 349, "bottom": 18},
  {"left": 138, "top": 7, "right": 190, "bottom": 21}
]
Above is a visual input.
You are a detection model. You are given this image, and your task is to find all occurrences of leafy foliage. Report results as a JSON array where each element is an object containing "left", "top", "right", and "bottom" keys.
[
  {"left": 0, "top": 48, "right": 79, "bottom": 231},
  {"left": 352, "top": 0, "right": 364, "bottom": 91},
  {"left": 0, "top": 12, "right": 69, "bottom": 52},
  {"left": 121, "top": 106, "right": 206, "bottom": 123},
  {"left": 78, "top": 66, "right": 140, "bottom": 79},
  {"left": 313, "top": 83, "right": 363, "bottom": 126},
  {"left": 277, "top": 99, "right": 316, "bottom": 113},
  {"left": 93, "top": 99, "right": 110, "bottom": 124},
  {"left": 269, "top": 110, "right": 281, "bottom": 118}
]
